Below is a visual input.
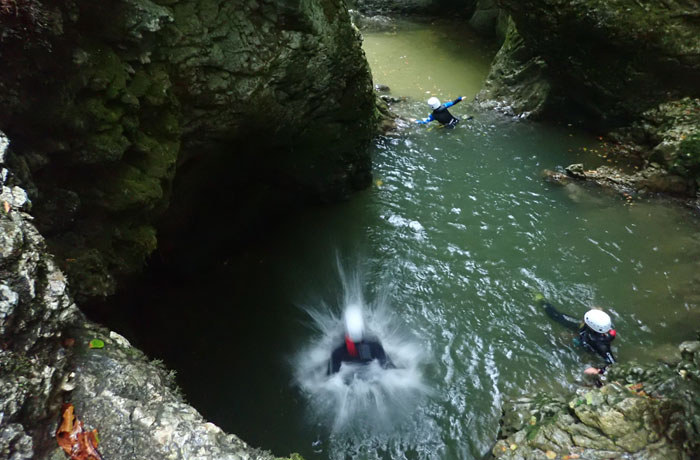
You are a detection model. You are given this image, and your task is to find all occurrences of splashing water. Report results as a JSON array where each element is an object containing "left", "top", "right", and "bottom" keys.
[{"left": 293, "top": 266, "right": 431, "bottom": 436}]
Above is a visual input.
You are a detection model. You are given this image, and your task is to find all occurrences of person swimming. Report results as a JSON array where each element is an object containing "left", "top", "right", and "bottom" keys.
[
  {"left": 328, "top": 306, "right": 392, "bottom": 374},
  {"left": 534, "top": 292, "right": 617, "bottom": 367},
  {"left": 416, "top": 96, "right": 466, "bottom": 128}
]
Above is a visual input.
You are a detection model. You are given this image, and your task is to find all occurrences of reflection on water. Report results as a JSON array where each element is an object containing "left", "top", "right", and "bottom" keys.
[{"left": 96, "top": 18, "right": 700, "bottom": 460}]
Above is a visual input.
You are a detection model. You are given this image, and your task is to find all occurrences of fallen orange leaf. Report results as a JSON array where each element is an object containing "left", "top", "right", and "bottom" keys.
[
  {"left": 3, "top": 201, "right": 9, "bottom": 213},
  {"left": 56, "top": 403, "right": 103, "bottom": 460}
]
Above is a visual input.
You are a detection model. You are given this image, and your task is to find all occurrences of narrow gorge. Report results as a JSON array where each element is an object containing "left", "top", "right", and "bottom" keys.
[{"left": 1, "top": 1, "right": 698, "bottom": 459}]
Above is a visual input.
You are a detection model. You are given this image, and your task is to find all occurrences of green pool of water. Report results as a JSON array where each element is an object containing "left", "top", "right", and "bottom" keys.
[
  {"left": 97, "top": 18, "right": 700, "bottom": 460},
  {"left": 362, "top": 18, "right": 496, "bottom": 101}
]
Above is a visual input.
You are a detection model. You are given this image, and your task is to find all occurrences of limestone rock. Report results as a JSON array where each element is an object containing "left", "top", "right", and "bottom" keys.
[
  {"left": 565, "top": 164, "right": 585, "bottom": 178},
  {"left": 478, "top": 1, "right": 700, "bottom": 199},
  {"left": 0, "top": 130, "right": 301, "bottom": 460},
  {"left": 608, "top": 97, "right": 700, "bottom": 192},
  {"left": 488, "top": 340, "right": 700, "bottom": 459}
]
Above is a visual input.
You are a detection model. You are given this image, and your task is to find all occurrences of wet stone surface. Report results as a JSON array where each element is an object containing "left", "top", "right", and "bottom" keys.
[{"left": 489, "top": 339, "right": 700, "bottom": 460}]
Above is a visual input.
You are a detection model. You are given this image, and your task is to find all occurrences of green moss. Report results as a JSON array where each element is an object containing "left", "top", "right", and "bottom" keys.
[
  {"left": 111, "top": 224, "right": 158, "bottom": 270},
  {"left": 1, "top": 352, "right": 36, "bottom": 376},
  {"left": 85, "top": 46, "right": 129, "bottom": 99},
  {"left": 157, "top": 110, "right": 180, "bottom": 137},
  {"left": 276, "top": 454, "right": 306, "bottom": 460},
  {"left": 96, "top": 163, "right": 164, "bottom": 212},
  {"left": 676, "top": 135, "right": 700, "bottom": 173},
  {"left": 62, "top": 248, "right": 116, "bottom": 298},
  {"left": 80, "top": 126, "right": 130, "bottom": 163},
  {"left": 83, "top": 97, "right": 125, "bottom": 126},
  {"left": 131, "top": 67, "right": 172, "bottom": 107},
  {"left": 129, "top": 131, "right": 179, "bottom": 178},
  {"left": 525, "top": 423, "right": 540, "bottom": 441},
  {"left": 127, "top": 71, "right": 152, "bottom": 98},
  {"left": 121, "top": 114, "right": 140, "bottom": 133}
]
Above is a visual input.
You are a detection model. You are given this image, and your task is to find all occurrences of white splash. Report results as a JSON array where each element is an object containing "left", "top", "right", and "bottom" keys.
[{"left": 293, "top": 266, "right": 430, "bottom": 434}]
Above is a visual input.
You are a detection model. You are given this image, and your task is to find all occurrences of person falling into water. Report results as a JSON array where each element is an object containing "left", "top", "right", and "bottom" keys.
[
  {"left": 328, "top": 306, "right": 391, "bottom": 375},
  {"left": 415, "top": 96, "right": 470, "bottom": 128},
  {"left": 533, "top": 292, "right": 617, "bottom": 376}
]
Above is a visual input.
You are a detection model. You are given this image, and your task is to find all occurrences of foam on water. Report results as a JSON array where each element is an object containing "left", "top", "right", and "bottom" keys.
[{"left": 293, "top": 265, "right": 431, "bottom": 436}]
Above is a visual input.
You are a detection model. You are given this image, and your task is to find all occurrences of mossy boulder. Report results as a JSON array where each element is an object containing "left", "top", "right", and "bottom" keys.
[{"left": 490, "top": 340, "right": 700, "bottom": 460}]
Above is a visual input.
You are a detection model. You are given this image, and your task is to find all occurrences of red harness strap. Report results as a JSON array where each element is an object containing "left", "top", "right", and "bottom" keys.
[{"left": 345, "top": 335, "right": 358, "bottom": 357}]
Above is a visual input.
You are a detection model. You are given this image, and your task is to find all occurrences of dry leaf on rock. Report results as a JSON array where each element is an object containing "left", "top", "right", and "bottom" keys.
[{"left": 56, "top": 403, "right": 103, "bottom": 460}]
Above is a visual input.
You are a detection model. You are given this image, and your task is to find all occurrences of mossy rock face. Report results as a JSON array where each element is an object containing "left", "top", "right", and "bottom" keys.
[
  {"left": 0, "top": 0, "right": 377, "bottom": 299},
  {"left": 475, "top": 17, "right": 552, "bottom": 118},
  {"left": 478, "top": 2, "right": 700, "bottom": 197},
  {"left": 606, "top": 97, "right": 700, "bottom": 192},
  {"left": 492, "top": 0, "right": 700, "bottom": 122}
]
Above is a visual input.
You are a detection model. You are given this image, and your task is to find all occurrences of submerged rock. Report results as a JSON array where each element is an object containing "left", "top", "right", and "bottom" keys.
[
  {"left": 544, "top": 162, "right": 696, "bottom": 205},
  {"left": 350, "top": 10, "right": 397, "bottom": 32}
]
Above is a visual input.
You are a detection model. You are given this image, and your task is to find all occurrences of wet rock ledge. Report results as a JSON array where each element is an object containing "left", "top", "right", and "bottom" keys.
[
  {"left": 1, "top": 131, "right": 299, "bottom": 459},
  {"left": 489, "top": 340, "right": 700, "bottom": 460}
]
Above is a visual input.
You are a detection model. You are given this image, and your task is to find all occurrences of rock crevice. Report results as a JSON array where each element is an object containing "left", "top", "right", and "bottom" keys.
[{"left": 0, "top": 130, "right": 296, "bottom": 460}]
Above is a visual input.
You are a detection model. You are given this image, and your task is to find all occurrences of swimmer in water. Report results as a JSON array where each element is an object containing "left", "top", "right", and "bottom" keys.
[
  {"left": 328, "top": 306, "right": 392, "bottom": 374},
  {"left": 534, "top": 292, "right": 617, "bottom": 375},
  {"left": 415, "top": 96, "right": 469, "bottom": 128}
]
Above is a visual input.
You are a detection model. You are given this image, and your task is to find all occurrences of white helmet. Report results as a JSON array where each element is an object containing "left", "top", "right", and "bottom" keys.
[
  {"left": 584, "top": 309, "right": 612, "bottom": 333},
  {"left": 344, "top": 306, "right": 364, "bottom": 342},
  {"left": 427, "top": 97, "right": 441, "bottom": 110}
]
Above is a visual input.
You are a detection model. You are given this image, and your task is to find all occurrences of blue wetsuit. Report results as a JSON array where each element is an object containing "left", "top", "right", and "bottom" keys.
[{"left": 417, "top": 97, "right": 464, "bottom": 127}]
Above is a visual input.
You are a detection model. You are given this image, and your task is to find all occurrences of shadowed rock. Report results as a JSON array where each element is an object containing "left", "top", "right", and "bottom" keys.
[{"left": 0, "top": 130, "right": 302, "bottom": 460}]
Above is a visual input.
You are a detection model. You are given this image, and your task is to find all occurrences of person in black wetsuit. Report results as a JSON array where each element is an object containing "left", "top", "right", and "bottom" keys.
[
  {"left": 328, "top": 307, "right": 391, "bottom": 375},
  {"left": 416, "top": 96, "right": 467, "bottom": 128},
  {"left": 534, "top": 292, "right": 617, "bottom": 373}
]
